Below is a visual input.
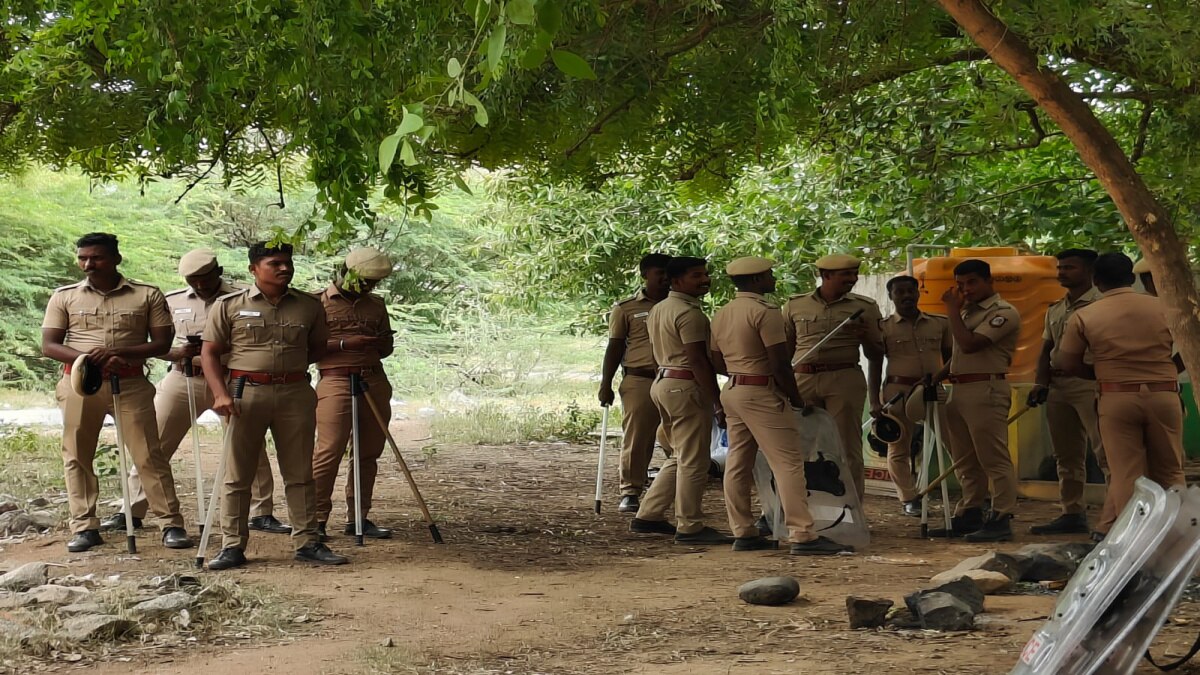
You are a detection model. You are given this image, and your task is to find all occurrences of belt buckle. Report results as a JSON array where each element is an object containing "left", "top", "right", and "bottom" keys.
[{"left": 270, "top": 374, "right": 287, "bottom": 385}]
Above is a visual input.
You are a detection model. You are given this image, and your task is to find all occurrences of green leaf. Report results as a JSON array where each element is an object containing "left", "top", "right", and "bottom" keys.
[
  {"left": 487, "top": 24, "right": 507, "bottom": 72},
  {"left": 400, "top": 139, "right": 417, "bottom": 166},
  {"left": 537, "top": 0, "right": 562, "bottom": 34},
  {"left": 551, "top": 50, "right": 596, "bottom": 80},
  {"left": 378, "top": 133, "right": 401, "bottom": 171},
  {"left": 447, "top": 57, "right": 462, "bottom": 78},
  {"left": 469, "top": 0, "right": 490, "bottom": 27},
  {"left": 452, "top": 173, "right": 474, "bottom": 195},
  {"left": 397, "top": 109, "right": 424, "bottom": 135},
  {"left": 94, "top": 31, "right": 108, "bottom": 57},
  {"left": 507, "top": 0, "right": 535, "bottom": 25},
  {"left": 462, "top": 90, "right": 489, "bottom": 127},
  {"left": 520, "top": 46, "right": 547, "bottom": 69}
]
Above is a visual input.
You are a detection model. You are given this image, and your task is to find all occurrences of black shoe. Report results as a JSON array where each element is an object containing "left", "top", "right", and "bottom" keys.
[
  {"left": 249, "top": 515, "right": 292, "bottom": 534},
  {"left": 926, "top": 508, "right": 985, "bottom": 538},
  {"left": 964, "top": 513, "right": 1014, "bottom": 543},
  {"left": 790, "top": 536, "right": 853, "bottom": 556},
  {"left": 317, "top": 521, "right": 330, "bottom": 542},
  {"left": 100, "top": 513, "right": 142, "bottom": 531},
  {"left": 732, "top": 536, "right": 778, "bottom": 551},
  {"left": 629, "top": 518, "right": 676, "bottom": 535},
  {"left": 208, "top": 547, "right": 247, "bottom": 571},
  {"left": 617, "top": 495, "right": 640, "bottom": 513},
  {"left": 344, "top": 519, "right": 392, "bottom": 539},
  {"left": 295, "top": 543, "right": 349, "bottom": 565},
  {"left": 1029, "top": 513, "right": 1089, "bottom": 535},
  {"left": 67, "top": 529, "right": 103, "bottom": 553},
  {"left": 162, "top": 527, "right": 193, "bottom": 549},
  {"left": 674, "top": 527, "right": 734, "bottom": 545},
  {"left": 902, "top": 500, "right": 922, "bottom": 518}
]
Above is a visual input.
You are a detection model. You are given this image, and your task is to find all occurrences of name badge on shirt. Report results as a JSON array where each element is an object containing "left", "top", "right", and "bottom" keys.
[
  {"left": 238, "top": 310, "right": 262, "bottom": 317},
  {"left": 633, "top": 312, "right": 649, "bottom": 319},
  {"left": 174, "top": 308, "right": 193, "bottom": 314}
]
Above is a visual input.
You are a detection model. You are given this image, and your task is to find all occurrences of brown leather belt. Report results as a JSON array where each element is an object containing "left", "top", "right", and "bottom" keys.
[
  {"left": 885, "top": 375, "right": 921, "bottom": 386},
  {"left": 318, "top": 366, "right": 380, "bottom": 377},
  {"left": 623, "top": 366, "right": 657, "bottom": 379},
  {"left": 731, "top": 374, "right": 771, "bottom": 386},
  {"left": 228, "top": 369, "right": 308, "bottom": 385},
  {"left": 794, "top": 362, "right": 856, "bottom": 374},
  {"left": 64, "top": 363, "right": 143, "bottom": 379},
  {"left": 1099, "top": 381, "right": 1179, "bottom": 393},
  {"left": 659, "top": 368, "right": 695, "bottom": 380},
  {"left": 948, "top": 373, "right": 1006, "bottom": 384}
]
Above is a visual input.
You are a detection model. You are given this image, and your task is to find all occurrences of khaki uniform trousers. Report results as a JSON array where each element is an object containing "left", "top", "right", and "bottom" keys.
[
  {"left": 617, "top": 374, "right": 668, "bottom": 496},
  {"left": 55, "top": 375, "right": 185, "bottom": 533},
  {"left": 124, "top": 369, "right": 274, "bottom": 519},
  {"left": 944, "top": 380, "right": 1019, "bottom": 515},
  {"left": 1096, "top": 390, "right": 1186, "bottom": 533},
  {"left": 1046, "top": 377, "right": 1107, "bottom": 516},
  {"left": 721, "top": 382, "right": 816, "bottom": 543},
  {"left": 881, "top": 382, "right": 949, "bottom": 503},
  {"left": 795, "top": 369, "right": 867, "bottom": 500},
  {"left": 313, "top": 371, "right": 391, "bottom": 523},
  {"left": 221, "top": 380, "right": 318, "bottom": 551},
  {"left": 635, "top": 377, "right": 711, "bottom": 535}
]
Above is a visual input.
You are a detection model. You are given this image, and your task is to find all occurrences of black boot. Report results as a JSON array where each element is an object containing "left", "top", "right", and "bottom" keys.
[
  {"left": 249, "top": 515, "right": 292, "bottom": 534},
  {"left": 790, "top": 536, "right": 852, "bottom": 556},
  {"left": 965, "top": 513, "right": 1014, "bottom": 543},
  {"left": 629, "top": 518, "right": 676, "bottom": 535},
  {"left": 208, "top": 547, "right": 247, "bottom": 571},
  {"left": 67, "top": 529, "right": 103, "bottom": 553},
  {"left": 926, "top": 508, "right": 984, "bottom": 538},
  {"left": 674, "top": 527, "right": 734, "bottom": 545},
  {"left": 902, "top": 499, "right": 922, "bottom": 518},
  {"left": 732, "top": 536, "right": 777, "bottom": 551},
  {"left": 1029, "top": 513, "right": 1088, "bottom": 535},
  {"left": 100, "top": 512, "right": 142, "bottom": 531},
  {"left": 617, "top": 495, "right": 640, "bottom": 513},
  {"left": 161, "top": 527, "right": 193, "bottom": 549},
  {"left": 295, "top": 543, "right": 349, "bottom": 565},
  {"left": 344, "top": 519, "right": 392, "bottom": 539}
]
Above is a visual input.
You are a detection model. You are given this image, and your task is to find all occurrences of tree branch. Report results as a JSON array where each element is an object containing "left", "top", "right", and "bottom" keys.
[
  {"left": 948, "top": 176, "right": 1092, "bottom": 209},
  {"left": 945, "top": 104, "right": 1062, "bottom": 158},
  {"left": 259, "top": 129, "right": 286, "bottom": 208},
  {"left": 1131, "top": 101, "right": 1154, "bottom": 164},
  {"left": 833, "top": 47, "right": 989, "bottom": 95}
]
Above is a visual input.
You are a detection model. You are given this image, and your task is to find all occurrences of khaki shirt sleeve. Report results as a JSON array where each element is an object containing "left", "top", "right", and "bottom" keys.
[
  {"left": 607, "top": 304, "right": 627, "bottom": 340},
  {"left": 1041, "top": 311, "right": 1053, "bottom": 342},
  {"left": 146, "top": 288, "right": 173, "bottom": 328},
  {"left": 781, "top": 304, "right": 795, "bottom": 344},
  {"left": 203, "top": 299, "right": 232, "bottom": 345},
  {"left": 862, "top": 302, "right": 884, "bottom": 351},
  {"left": 759, "top": 308, "right": 787, "bottom": 348},
  {"left": 42, "top": 292, "right": 69, "bottom": 330},
  {"left": 975, "top": 307, "right": 1020, "bottom": 343},
  {"left": 311, "top": 302, "right": 330, "bottom": 346},
  {"left": 1059, "top": 312, "right": 1088, "bottom": 356},
  {"left": 677, "top": 309, "right": 708, "bottom": 345}
]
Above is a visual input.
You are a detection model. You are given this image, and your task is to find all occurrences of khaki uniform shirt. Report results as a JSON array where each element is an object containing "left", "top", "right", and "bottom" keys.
[
  {"left": 949, "top": 293, "right": 1021, "bottom": 374},
  {"left": 165, "top": 280, "right": 243, "bottom": 368},
  {"left": 1060, "top": 287, "right": 1177, "bottom": 384},
  {"left": 1044, "top": 286, "right": 1102, "bottom": 371},
  {"left": 607, "top": 290, "right": 657, "bottom": 370},
  {"left": 42, "top": 276, "right": 173, "bottom": 369},
  {"left": 781, "top": 290, "right": 883, "bottom": 365},
  {"left": 315, "top": 284, "right": 393, "bottom": 369},
  {"left": 881, "top": 312, "right": 951, "bottom": 379},
  {"left": 711, "top": 292, "right": 788, "bottom": 376},
  {"left": 203, "top": 285, "right": 328, "bottom": 373},
  {"left": 647, "top": 291, "right": 710, "bottom": 370}
]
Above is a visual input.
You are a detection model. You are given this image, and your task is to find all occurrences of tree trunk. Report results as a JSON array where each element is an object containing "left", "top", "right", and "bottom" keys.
[{"left": 936, "top": 0, "right": 1200, "bottom": 412}]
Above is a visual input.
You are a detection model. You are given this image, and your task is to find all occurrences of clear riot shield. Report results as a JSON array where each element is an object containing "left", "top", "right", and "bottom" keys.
[{"left": 752, "top": 408, "right": 870, "bottom": 550}]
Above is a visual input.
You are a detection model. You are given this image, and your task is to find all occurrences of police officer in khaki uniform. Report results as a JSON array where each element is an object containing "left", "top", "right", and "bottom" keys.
[
  {"left": 1027, "top": 249, "right": 1106, "bottom": 535},
  {"left": 934, "top": 259, "right": 1021, "bottom": 542},
  {"left": 312, "top": 248, "right": 395, "bottom": 541},
  {"left": 104, "top": 249, "right": 287, "bottom": 535},
  {"left": 41, "top": 233, "right": 192, "bottom": 552},
  {"left": 201, "top": 242, "right": 347, "bottom": 569},
  {"left": 867, "top": 275, "right": 952, "bottom": 516},
  {"left": 712, "top": 257, "right": 851, "bottom": 555},
  {"left": 1059, "top": 252, "right": 1186, "bottom": 537},
  {"left": 1133, "top": 258, "right": 1156, "bottom": 296},
  {"left": 628, "top": 256, "right": 731, "bottom": 544},
  {"left": 598, "top": 253, "right": 672, "bottom": 513},
  {"left": 781, "top": 253, "right": 884, "bottom": 501}
]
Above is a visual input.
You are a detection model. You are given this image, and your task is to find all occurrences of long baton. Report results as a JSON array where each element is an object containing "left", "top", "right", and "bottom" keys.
[
  {"left": 359, "top": 380, "right": 444, "bottom": 544},
  {"left": 109, "top": 373, "right": 137, "bottom": 554},
  {"left": 594, "top": 405, "right": 610, "bottom": 514},
  {"left": 350, "top": 373, "right": 365, "bottom": 547},
  {"left": 791, "top": 309, "right": 865, "bottom": 367},
  {"left": 196, "top": 376, "right": 246, "bottom": 569},
  {"left": 182, "top": 338, "right": 205, "bottom": 536}
]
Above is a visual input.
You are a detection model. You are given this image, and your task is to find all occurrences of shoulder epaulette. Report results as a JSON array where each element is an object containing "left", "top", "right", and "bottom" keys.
[
  {"left": 164, "top": 287, "right": 189, "bottom": 297},
  {"left": 615, "top": 293, "right": 642, "bottom": 306},
  {"left": 925, "top": 312, "right": 949, "bottom": 320},
  {"left": 124, "top": 278, "right": 159, "bottom": 289},
  {"left": 51, "top": 281, "right": 83, "bottom": 294},
  {"left": 214, "top": 289, "right": 244, "bottom": 303},
  {"left": 848, "top": 292, "right": 879, "bottom": 305}
]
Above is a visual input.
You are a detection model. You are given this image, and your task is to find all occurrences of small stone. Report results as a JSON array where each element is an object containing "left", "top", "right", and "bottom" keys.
[
  {"left": 0, "top": 501, "right": 17, "bottom": 515},
  {"left": 381, "top": 637, "right": 394, "bottom": 648},
  {"left": 61, "top": 615, "right": 135, "bottom": 642},
  {"left": 914, "top": 592, "right": 976, "bottom": 631},
  {"left": 62, "top": 653, "right": 84, "bottom": 662},
  {"left": 26, "top": 584, "right": 90, "bottom": 606},
  {"left": 0, "top": 618, "right": 39, "bottom": 645},
  {"left": 0, "top": 592, "right": 33, "bottom": 609},
  {"left": 929, "top": 569, "right": 1014, "bottom": 595},
  {"left": 0, "top": 510, "right": 33, "bottom": 535},
  {"left": 27, "top": 511, "right": 58, "bottom": 531},
  {"left": 59, "top": 602, "right": 106, "bottom": 616},
  {"left": 738, "top": 576, "right": 801, "bottom": 606},
  {"left": 130, "top": 592, "right": 193, "bottom": 619},
  {"left": 846, "top": 596, "right": 894, "bottom": 629},
  {"left": 0, "top": 562, "right": 49, "bottom": 592},
  {"left": 1015, "top": 543, "right": 1093, "bottom": 582},
  {"left": 28, "top": 497, "right": 50, "bottom": 508},
  {"left": 940, "top": 552, "right": 1024, "bottom": 582},
  {"left": 908, "top": 577, "right": 984, "bottom": 615}
]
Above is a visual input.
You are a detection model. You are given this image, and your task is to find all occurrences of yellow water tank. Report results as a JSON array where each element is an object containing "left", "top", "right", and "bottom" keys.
[{"left": 912, "top": 247, "right": 1061, "bottom": 382}]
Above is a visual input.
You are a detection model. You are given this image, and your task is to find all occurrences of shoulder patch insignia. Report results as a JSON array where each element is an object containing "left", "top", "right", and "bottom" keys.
[{"left": 989, "top": 316, "right": 1007, "bottom": 328}]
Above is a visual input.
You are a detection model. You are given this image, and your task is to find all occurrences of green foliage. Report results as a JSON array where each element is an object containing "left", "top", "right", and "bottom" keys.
[
  {"left": 0, "top": 425, "right": 63, "bottom": 499},
  {"left": 430, "top": 398, "right": 601, "bottom": 446}
]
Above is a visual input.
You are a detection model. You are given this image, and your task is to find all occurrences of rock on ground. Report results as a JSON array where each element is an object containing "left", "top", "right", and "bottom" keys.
[
  {"left": 61, "top": 615, "right": 135, "bottom": 642},
  {"left": 908, "top": 577, "right": 984, "bottom": 615},
  {"left": 0, "top": 562, "right": 49, "bottom": 592},
  {"left": 0, "top": 618, "right": 40, "bottom": 645},
  {"left": 26, "top": 584, "right": 90, "bottom": 607},
  {"left": 0, "top": 510, "right": 34, "bottom": 535},
  {"left": 1014, "top": 543, "right": 1093, "bottom": 582},
  {"left": 939, "top": 551, "right": 1024, "bottom": 583},
  {"left": 0, "top": 592, "right": 34, "bottom": 609},
  {"left": 738, "top": 576, "right": 801, "bottom": 606},
  {"left": 929, "top": 569, "right": 1013, "bottom": 594},
  {"left": 846, "top": 596, "right": 893, "bottom": 629},
  {"left": 26, "top": 510, "right": 58, "bottom": 530},
  {"left": 59, "top": 602, "right": 106, "bottom": 616},
  {"left": 131, "top": 591, "right": 194, "bottom": 619},
  {"left": 913, "top": 592, "right": 976, "bottom": 631}
]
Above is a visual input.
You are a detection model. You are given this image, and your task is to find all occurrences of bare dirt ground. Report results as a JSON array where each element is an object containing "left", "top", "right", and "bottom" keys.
[{"left": 2, "top": 421, "right": 1198, "bottom": 675}]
